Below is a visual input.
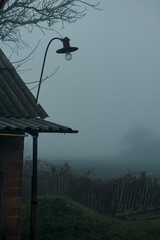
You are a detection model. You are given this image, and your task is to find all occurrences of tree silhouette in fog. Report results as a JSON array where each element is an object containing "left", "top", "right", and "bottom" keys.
[{"left": 120, "top": 127, "right": 160, "bottom": 166}]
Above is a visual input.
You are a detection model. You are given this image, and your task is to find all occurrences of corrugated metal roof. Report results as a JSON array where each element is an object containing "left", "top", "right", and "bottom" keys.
[
  {"left": 0, "top": 49, "right": 78, "bottom": 135},
  {"left": 0, "top": 49, "right": 48, "bottom": 119},
  {"left": 0, "top": 117, "right": 78, "bottom": 134}
]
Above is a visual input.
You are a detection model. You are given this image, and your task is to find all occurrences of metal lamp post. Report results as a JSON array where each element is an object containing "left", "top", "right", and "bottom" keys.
[
  {"left": 30, "top": 37, "right": 78, "bottom": 240},
  {"left": 36, "top": 37, "right": 78, "bottom": 104}
]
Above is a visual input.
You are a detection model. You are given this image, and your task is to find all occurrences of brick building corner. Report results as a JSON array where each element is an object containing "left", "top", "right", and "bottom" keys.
[{"left": 0, "top": 136, "right": 24, "bottom": 240}]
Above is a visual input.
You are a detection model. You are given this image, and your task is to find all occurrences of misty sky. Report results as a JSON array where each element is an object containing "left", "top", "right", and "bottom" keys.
[{"left": 3, "top": 0, "right": 160, "bottom": 164}]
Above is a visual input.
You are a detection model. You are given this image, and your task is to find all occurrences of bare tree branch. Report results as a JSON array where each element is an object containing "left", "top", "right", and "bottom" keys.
[
  {"left": 11, "top": 39, "right": 41, "bottom": 65},
  {"left": 0, "top": 0, "right": 100, "bottom": 48},
  {"left": 29, "top": 65, "right": 60, "bottom": 90}
]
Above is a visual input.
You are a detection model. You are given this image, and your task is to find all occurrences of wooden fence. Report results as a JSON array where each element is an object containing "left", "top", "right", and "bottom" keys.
[{"left": 22, "top": 170, "right": 160, "bottom": 216}]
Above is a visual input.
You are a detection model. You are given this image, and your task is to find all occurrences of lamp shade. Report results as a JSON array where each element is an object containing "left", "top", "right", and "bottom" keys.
[{"left": 56, "top": 37, "right": 78, "bottom": 54}]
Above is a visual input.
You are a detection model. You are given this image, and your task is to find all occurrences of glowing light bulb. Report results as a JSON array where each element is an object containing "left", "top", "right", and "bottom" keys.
[{"left": 65, "top": 52, "right": 72, "bottom": 61}]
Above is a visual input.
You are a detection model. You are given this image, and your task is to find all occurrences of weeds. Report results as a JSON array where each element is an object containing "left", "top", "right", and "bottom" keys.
[{"left": 22, "top": 196, "right": 160, "bottom": 240}]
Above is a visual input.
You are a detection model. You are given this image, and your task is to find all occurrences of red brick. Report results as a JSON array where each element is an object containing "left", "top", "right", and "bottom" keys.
[
  {"left": 4, "top": 216, "right": 21, "bottom": 227},
  {"left": 0, "top": 160, "right": 5, "bottom": 169},
  {"left": 3, "top": 208, "right": 17, "bottom": 216},
  {"left": 4, "top": 170, "right": 22, "bottom": 179},
  {"left": 7, "top": 161, "right": 23, "bottom": 170},
  {"left": 0, "top": 153, "right": 23, "bottom": 165},
  {"left": 0, "top": 136, "right": 24, "bottom": 142},
  {"left": 5, "top": 197, "right": 22, "bottom": 208},
  {"left": 0, "top": 141, "right": 6, "bottom": 148},
  {"left": 3, "top": 226, "right": 17, "bottom": 236},
  {"left": 9, "top": 141, "right": 24, "bottom": 151},
  {"left": 2, "top": 152, "right": 13, "bottom": 159},
  {"left": 17, "top": 208, "right": 21, "bottom": 215},
  {"left": 5, "top": 151, "right": 23, "bottom": 160},
  {"left": 6, "top": 179, "right": 22, "bottom": 188},
  {"left": 0, "top": 136, "right": 24, "bottom": 238},
  {"left": 0, "top": 144, "right": 23, "bottom": 152},
  {"left": 0, "top": 151, "right": 9, "bottom": 162},
  {"left": 4, "top": 188, "right": 22, "bottom": 198},
  {"left": 3, "top": 207, "right": 21, "bottom": 217},
  {"left": 0, "top": 137, "right": 23, "bottom": 151}
]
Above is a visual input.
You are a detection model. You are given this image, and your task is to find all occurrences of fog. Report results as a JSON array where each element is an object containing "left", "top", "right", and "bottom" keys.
[{"left": 4, "top": 0, "right": 160, "bottom": 177}]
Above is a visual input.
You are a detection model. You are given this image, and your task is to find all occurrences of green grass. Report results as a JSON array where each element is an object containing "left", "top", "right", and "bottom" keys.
[{"left": 22, "top": 196, "right": 160, "bottom": 240}]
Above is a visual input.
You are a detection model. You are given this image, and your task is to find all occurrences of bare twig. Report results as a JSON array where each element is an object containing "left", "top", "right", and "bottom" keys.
[
  {"left": 0, "top": 0, "right": 100, "bottom": 48},
  {"left": 11, "top": 39, "right": 41, "bottom": 65},
  {"left": 29, "top": 65, "right": 60, "bottom": 90}
]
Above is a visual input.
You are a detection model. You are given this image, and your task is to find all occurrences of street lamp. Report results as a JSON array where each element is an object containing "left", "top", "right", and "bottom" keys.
[
  {"left": 30, "top": 37, "right": 78, "bottom": 240},
  {"left": 36, "top": 37, "right": 78, "bottom": 104}
]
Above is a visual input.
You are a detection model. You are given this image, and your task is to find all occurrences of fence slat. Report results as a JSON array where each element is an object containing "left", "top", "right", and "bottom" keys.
[{"left": 22, "top": 169, "right": 160, "bottom": 215}]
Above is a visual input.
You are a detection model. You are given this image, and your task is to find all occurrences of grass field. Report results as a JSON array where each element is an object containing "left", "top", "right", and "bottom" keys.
[{"left": 22, "top": 196, "right": 160, "bottom": 240}]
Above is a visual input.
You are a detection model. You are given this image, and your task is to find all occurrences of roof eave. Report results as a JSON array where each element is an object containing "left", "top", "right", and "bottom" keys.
[{"left": 0, "top": 129, "right": 79, "bottom": 135}]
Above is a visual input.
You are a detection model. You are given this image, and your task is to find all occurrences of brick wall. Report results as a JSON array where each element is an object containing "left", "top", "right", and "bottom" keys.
[{"left": 0, "top": 136, "right": 24, "bottom": 240}]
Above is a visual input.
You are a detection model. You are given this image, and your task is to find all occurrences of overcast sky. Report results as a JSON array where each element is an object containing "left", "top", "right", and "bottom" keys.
[{"left": 3, "top": 0, "right": 160, "bottom": 164}]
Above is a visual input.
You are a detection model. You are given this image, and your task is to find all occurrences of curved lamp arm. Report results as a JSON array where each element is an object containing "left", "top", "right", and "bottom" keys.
[{"left": 36, "top": 37, "right": 78, "bottom": 104}]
